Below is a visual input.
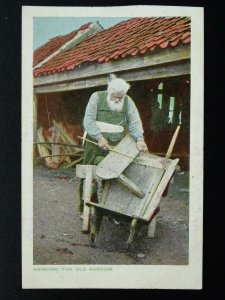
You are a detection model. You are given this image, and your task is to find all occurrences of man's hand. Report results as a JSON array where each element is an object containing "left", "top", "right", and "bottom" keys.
[
  {"left": 136, "top": 140, "right": 148, "bottom": 152},
  {"left": 98, "top": 137, "right": 110, "bottom": 151}
]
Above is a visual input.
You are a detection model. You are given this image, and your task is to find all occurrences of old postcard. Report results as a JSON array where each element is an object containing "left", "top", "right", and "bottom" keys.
[{"left": 22, "top": 5, "right": 204, "bottom": 289}]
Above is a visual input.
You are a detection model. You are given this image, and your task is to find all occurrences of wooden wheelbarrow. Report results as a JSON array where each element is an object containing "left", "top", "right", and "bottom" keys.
[{"left": 76, "top": 126, "right": 180, "bottom": 250}]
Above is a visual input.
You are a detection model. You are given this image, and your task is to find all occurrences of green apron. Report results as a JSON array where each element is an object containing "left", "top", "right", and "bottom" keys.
[{"left": 83, "top": 91, "right": 128, "bottom": 165}]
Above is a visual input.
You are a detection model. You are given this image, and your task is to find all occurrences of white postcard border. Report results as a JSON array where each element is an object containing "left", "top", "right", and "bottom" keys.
[{"left": 22, "top": 5, "right": 204, "bottom": 289}]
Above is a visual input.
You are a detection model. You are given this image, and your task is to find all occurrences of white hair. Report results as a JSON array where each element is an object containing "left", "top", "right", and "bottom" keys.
[{"left": 107, "top": 78, "right": 130, "bottom": 95}]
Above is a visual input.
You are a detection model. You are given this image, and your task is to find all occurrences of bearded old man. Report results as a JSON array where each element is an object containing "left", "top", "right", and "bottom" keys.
[{"left": 83, "top": 77, "right": 148, "bottom": 165}]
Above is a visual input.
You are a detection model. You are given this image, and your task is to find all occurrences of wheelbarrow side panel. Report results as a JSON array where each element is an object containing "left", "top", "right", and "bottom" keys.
[
  {"left": 142, "top": 158, "right": 179, "bottom": 221},
  {"left": 96, "top": 156, "right": 179, "bottom": 222},
  {"left": 99, "top": 162, "right": 163, "bottom": 219}
]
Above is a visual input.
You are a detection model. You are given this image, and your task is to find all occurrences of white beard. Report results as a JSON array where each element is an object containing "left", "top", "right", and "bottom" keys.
[{"left": 107, "top": 96, "right": 124, "bottom": 112}]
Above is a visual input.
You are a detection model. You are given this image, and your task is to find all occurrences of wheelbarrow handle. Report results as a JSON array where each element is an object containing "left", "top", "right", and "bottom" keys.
[{"left": 166, "top": 125, "right": 181, "bottom": 158}]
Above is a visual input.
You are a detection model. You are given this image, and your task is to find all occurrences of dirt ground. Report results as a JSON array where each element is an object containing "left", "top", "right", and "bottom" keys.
[{"left": 33, "top": 164, "right": 189, "bottom": 265}]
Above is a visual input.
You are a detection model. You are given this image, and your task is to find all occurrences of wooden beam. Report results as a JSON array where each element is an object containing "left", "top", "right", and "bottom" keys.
[
  {"left": 147, "top": 215, "right": 157, "bottom": 238},
  {"left": 33, "top": 44, "right": 190, "bottom": 87},
  {"left": 76, "top": 164, "right": 145, "bottom": 198},
  {"left": 34, "top": 59, "right": 190, "bottom": 94},
  {"left": 95, "top": 134, "right": 140, "bottom": 179},
  {"left": 117, "top": 174, "right": 145, "bottom": 199},
  {"left": 134, "top": 155, "right": 164, "bottom": 169},
  {"left": 82, "top": 165, "right": 94, "bottom": 233},
  {"left": 143, "top": 159, "right": 179, "bottom": 221},
  {"left": 76, "top": 164, "right": 97, "bottom": 179},
  {"left": 120, "top": 59, "right": 190, "bottom": 82},
  {"left": 85, "top": 201, "right": 104, "bottom": 209}
]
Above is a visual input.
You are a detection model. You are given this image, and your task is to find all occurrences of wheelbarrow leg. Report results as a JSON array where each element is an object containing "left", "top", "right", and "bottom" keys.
[
  {"left": 74, "top": 177, "right": 82, "bottom": 213},
  {"left": 147, "top": 206, "right": 160, "bottom": 238},
  {"left": 90, "top": 208, "right": 103, "bottom": 246},
  {"left": 126, "top": 218, "right": 138, "bottom": 251},
  {"left": 147, "top": 215, "right": 157, "bottom": 238},
  {"left": 82, "top": 166, "right": 94, "bottom": 233}
]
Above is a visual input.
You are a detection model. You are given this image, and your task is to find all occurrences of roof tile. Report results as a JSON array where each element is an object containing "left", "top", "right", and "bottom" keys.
[
  {"left": 33, "top": 17, "right": 191, "bottom": 77},
  {"left": 170, "top": 38, "right": 180, "bottom": 47},
  {"left": 182, "top": 37, "right": 191, "bottom": 44},
  {"left": 33, "top": 22, "right": 96, "bottom": 67},
  {"left": 160, "top": 41, "right": 169, "bottom": 48}
]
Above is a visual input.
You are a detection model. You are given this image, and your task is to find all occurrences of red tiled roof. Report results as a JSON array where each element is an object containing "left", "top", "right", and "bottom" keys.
[
  {"left": 33, "top": 22, "right": 92, "bottom": 67},
  {"left": 33, "top": 17, "right": 190, "bottom": 77}
]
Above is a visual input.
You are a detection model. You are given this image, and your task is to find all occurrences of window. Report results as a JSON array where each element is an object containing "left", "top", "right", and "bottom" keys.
[
  {"left": 168, "top": 96, "right": 175, "bottom": 124},
  {"left": 157, "top": 94, "right": 163, "bottom": 109},
  {"left": 157, "top": 82, "right": 163, "bottom": 109},
  {"left": 155, "top": 82, "right": 178, "bottom": 126}
]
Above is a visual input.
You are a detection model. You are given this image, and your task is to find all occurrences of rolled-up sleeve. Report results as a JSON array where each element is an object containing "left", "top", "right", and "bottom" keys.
[
  {"left": 83, "top": 92, "right": 103, "bottom": 141},
  {"left": 126, "top": 97, "right": 144, "bottom": 141}
]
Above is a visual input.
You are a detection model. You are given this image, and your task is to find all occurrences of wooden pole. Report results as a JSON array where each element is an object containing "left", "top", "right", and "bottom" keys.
[
  {"left": 147, "top": 215, "right": 157, "bottom": 238},
  {"left": 35, "top": 153, "right": 83, "bottom": 159},
  {"left": 45, "top": 96, "right": 51, "bottom": 128},
  {"left": 63, "top": 157, "right": 83, "bottom": 169},
  {"left": 34, "top": 141, "right": 81, "bottom": 147},
  {"left": 166, "top": 125, "right": 181, "bottom": 158},
  {"left": 78, "top": 135, "right": 185, "bottom": 159},
  {"left": 117, "top": 174, "right": 145, "bottom": 198},
  {"left": 78, "top": 136, "right": 137, "bottom": 160}
]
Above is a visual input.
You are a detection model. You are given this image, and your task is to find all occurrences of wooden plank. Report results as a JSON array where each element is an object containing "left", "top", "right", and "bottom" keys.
[
  {"left": 134, "top": 153, "right": 164, "bottom": 169},
  {"left": 82, "top": 166, "right": 94, "bottom": 233},
  {"left": 126, "top": 164, "right": 161, "bottom": 216},
  {"left": 143, "top": 159, "right": 179, "bottom": 221},
  {"left": 121, "top": 59, "right": 190, "bottom": 81},
  {"left": 147, "top": 215, "right": 157, "bottom": 238},
  {"left": 138, "top": 168, "right": 165, "bottom": 217},
  {"left": 34, "top": 59, "right": 190, "bottom": 94},
  {"left": 101, "top": 162, "right": 160, "bottom": 218},
  {"left": 34, "top": 44, "right": 190, "bottom": 86},
  {"left": 140, "top": 125, "right": 181, "bottom": 218},
  {"left": 121, "top": 164, "right": 151, "bottom": 216},
  {"left": 117, "top": 174, "right": 145, "bottom": 198},
  {"left": 36, "top": 127, "right": 52, "bottom": 165},
  {"left": 103, "top": 166, "right": 133, "bottom": 214},
  {"left": 166, "top": 125, "right": 181, "bottom": 158},
  {"left": 74, "top": 177, "right": 82, "bottom": 213},
  {"left": 35, "top": 76, "right": 109, "bottom": 93},
  {"left": 126, "top": 218, "right": 138, "bottom": 248},
  {"left": 76, "top": 164, "right": 97, "bottom": 179},
  {"left": 96, "top": 178, "right": 104, "bottom": 203},
  {"left": 85, "top": 202, "right": 146, "bottom": 222},
  {"left": 95, "top": 134, "right": 140, "bottom": 179},
  {"left": 85, "top": 201, "right": 104, "bottom": 209},
  {"left": 99, "top": 180, "right": 110, "bottom": 206}
]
